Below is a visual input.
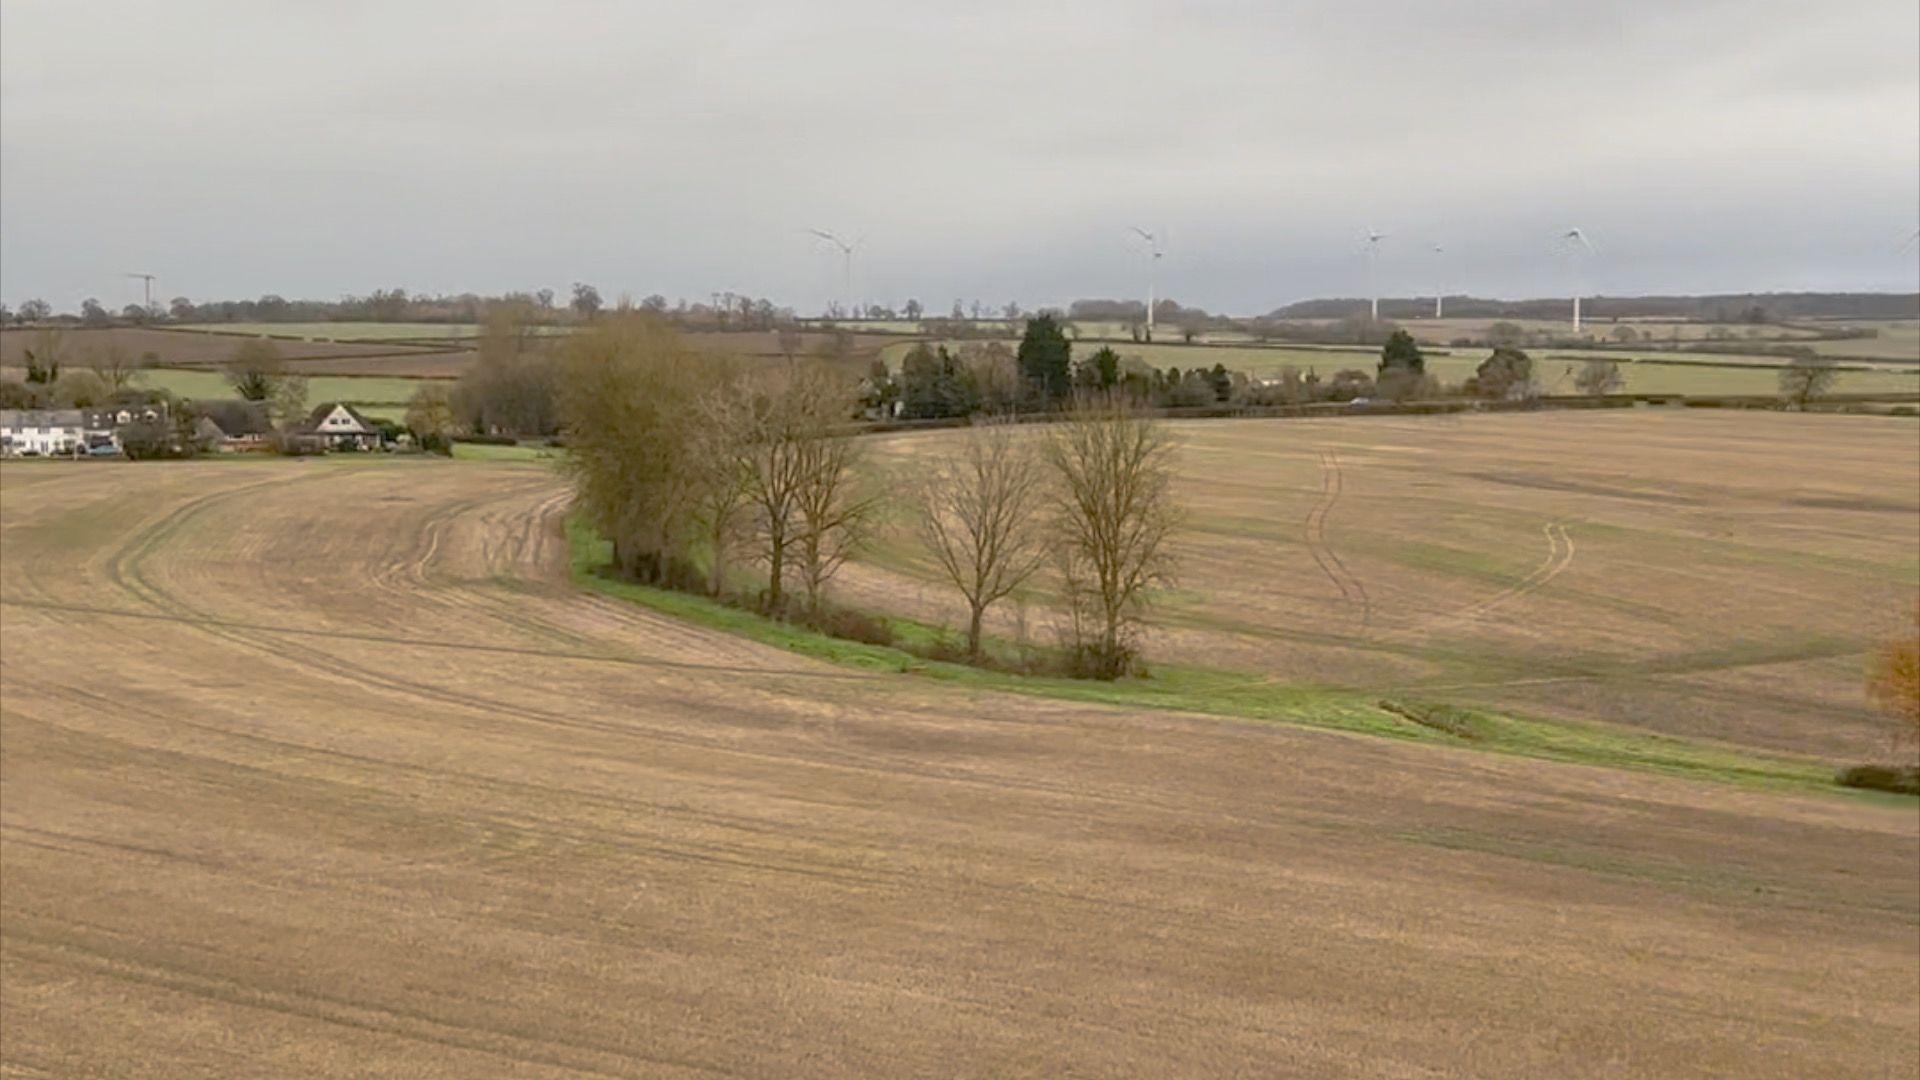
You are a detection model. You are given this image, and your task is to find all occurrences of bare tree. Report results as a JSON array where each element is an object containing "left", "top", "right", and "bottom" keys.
[
  {"left": 404, "top": 383, "right": 457, "bottom": 449},
  {"left": 53, "top": 369, "right": 110, "bottom": 408},
  {"left": 775, "top": 327, "right": 804, "bottom": 365},
  {"left": 730, "top": 374, "right": 809, "bottom": 614},
  {"left": 224, "top": 339, "right": 284, "bottom": 402},
  {"left": 22, "top": 328, "right": 66, "bottom": 384},
  {"left": 791, "top": 394, "right": 877, "bottom": 615},
  {"left": 87, "top": 343, "right": 141, "bottom": 392},
  {"left": 958, "top": 341, "right": 1020, "bottom": 412},
  {"left": 1778, "top": 357, "right": 1838, "bottom": 409},
  {"left": 1044, "top": 393, "right": 1180, "bottom": 678},
  {"left": 571, "top": 282, "right": 603, "bottom": 320},
  {"left": 270, "top": 375, "right": 310, "bottom": 428},
  {"left": 451, "top": 303, "right": 562, "bottom": 436},
  {"left": 690, "top": 380, "right": 755, "bottom": 596},
  {"left": 1574, "top": 358, "right": 1624, "bottom": 395},
  {"left": 916, "top": 418, "right": 1050, "bottom": 659},
  {"left": 727, "top": 363, "right": 870, "bottom": 615}
]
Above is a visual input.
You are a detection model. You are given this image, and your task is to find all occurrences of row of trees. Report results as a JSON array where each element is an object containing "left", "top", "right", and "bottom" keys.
[
  {"left": 867, "top": 323, "right": 1620, "bottom": 417},
  {"left": 563, "top": 319, "right": 870, "bottom": 613},
  {"left": 1, "top": 287, "right": 797, "bottom": 331},
  {"left": 860, "top": 322, "right": 1827, "bottom": 412},
  {"left": 563, "top": 316, "right": 1182, "bottom": 678},
  {"left": 0, "top": 328, "right": 155, "bottom": 409},
  {"left": 867, "top": 321, "right": 1252, "bottom": 420},
  {"left": 398, "top": 305, "right": 877, "bottom": 450},
  {"left": 916, "top": 407, "right": 1180, "bottom": 674}
]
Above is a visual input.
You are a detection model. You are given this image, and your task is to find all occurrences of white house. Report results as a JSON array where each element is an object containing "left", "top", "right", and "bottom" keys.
[
  {"left": 85, "top": 403, "right": 166, "bottom": 429},
  {"left": 300, "top": 403, "right": 385, "bottom": 451},
  {"left": 0, "top": 409, "right": 89, "bottom": 457}
]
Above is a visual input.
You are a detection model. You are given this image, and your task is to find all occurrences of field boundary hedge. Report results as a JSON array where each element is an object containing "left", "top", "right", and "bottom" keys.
[{"left": 147, "top": 324, "right": 469, "bottom": 354}]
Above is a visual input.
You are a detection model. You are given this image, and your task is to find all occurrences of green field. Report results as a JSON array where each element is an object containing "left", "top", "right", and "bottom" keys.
[
  {"left": 132, "top": 369, "right": 447, "bottom": 407},
  {"left": 448, "top": 441, "right": 561, "bottom": 462},
  {"left": 1801, "top": 320, "right": 1920, "bottom": 360},
  {"left": 880, "top": 338, "right": 1919, "bottom": 397}
]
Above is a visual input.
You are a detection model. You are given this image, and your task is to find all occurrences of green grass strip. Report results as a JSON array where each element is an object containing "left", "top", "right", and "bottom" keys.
[{"left": 565, "top": 515, "right": 1870, "bottom": 797}]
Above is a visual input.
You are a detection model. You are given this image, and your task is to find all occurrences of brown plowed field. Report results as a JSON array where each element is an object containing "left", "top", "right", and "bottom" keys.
[
  {"left": 269, "top": 350, "right": 483, "bottom": 378},
  {"left": 853, "top": 411, "right": 1920, "bottom": 761},
  {"left": 1, "top": 457, "right": 1915, "bottom": 1077},
  {"left": 0, "top": 327, "right": 454, "bottom": 367}
]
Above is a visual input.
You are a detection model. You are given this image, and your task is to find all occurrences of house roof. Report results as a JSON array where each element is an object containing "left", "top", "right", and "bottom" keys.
[
  {"left": 0, "top": 409, "right": 85, "bottom": 429},
  {"left": 83, "top": 404, "right": 165, "bottom": 429},
  {"left": 302, "top": 402, "right": 379, "bottom": 435},
  {"left": 198, "top": 399, "right": 273, "bottom": 436}
]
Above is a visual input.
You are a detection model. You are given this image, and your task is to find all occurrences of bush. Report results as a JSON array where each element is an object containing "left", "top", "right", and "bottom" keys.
[
  {"left": 1322, "top": 369, "right": 1375, "bottom": 402},
  {"left": 271, "top": 430, "right": 326, "bottom": 456},
  {"left": 807, "top": 604, "right": 896, "bottom": 647},
  {"left": 1835, "top": 765, "right": 1920, "bottom": 795},
  {"left": 1473, "top": 346, "right": 1534, "bottom": 399},
  {"left": 1062, "top": 639, "right": 1141, "bottom": 680},
  {"left": 119, "top": 419, "right": 194, "bottom": 460},
  {"left": 453, "top": 433, "right": 519, "bottom": 446},
  {"left": 0, "top": 379, "right": 43, "bottom": 408},
  {"left": 1378, "top": 698, "right": 1481, "bottom": 739}
]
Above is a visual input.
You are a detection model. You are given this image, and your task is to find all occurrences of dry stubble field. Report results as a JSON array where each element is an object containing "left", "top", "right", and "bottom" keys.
[
  {"left": 853, "top": 411, "right": 1920, "bottom": 762},
  {"left": 1, "top": 426, "right": 1917, "bottom": 1077}
]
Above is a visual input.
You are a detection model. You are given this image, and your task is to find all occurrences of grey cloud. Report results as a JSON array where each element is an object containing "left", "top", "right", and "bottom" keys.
[{"left": 3, "top": 0, "right": 1915, "bottom": 314}]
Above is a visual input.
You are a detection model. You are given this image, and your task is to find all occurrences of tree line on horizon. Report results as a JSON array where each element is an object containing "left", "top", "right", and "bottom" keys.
[{"left": 8, "top": 286, "right": 1909, "bottom": 335}]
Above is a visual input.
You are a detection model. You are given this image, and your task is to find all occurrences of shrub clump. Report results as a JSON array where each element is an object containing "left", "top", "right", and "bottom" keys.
[
  {"left": 1835, "top": 765, "right": 1920, "bottom": 796},
  {"left": 1378, "top": 699, "right": 1482, "bottom": 740},
  {"left": 805, "top": 604, "right": 895, "bottom": 648}
]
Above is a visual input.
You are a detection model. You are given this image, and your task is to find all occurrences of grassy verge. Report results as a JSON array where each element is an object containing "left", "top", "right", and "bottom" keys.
[
  {"left": 450, "top": 441, "right": 561, "bottom": 462},
  {"left": 564, "top": 517, "right": 1866, "bottom": 795},
  {"left": 132, "top": 369, "right": 440, "bottom": 406}
]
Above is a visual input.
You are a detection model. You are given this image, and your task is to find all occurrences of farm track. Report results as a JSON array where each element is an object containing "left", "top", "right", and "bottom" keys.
[
  {"left": 1391, "top": 521, "right": 1577, "bottom": 641},
  {"left": 861, "top": 411, "right": 1919, "bottom": 761},
  {"left": 1303, "top": 450, "right": 1372, "bottom": 630},
  {"left": 2, "top": 459, "right": 1917, "bottom": 1077}
]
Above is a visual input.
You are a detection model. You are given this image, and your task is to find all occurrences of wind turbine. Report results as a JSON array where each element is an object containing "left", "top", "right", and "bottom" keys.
[
  {"left": 1561, "top": 228, "right": 1595, "bottom": 334},
  {"left": 125, "top": 272, "right": 157, "bottom": 316},
  {"left": 1364, "top": 230, "right": 1388, "bottom": 321},
  {"left": 1129, "top": 226, "right": 1164, "bottom": 340},
  {"left": 809, "top": 229, "right": 862, "bottom": 318},
  {"left": 1429, "top": 244, "right": 1446, "bottom": 319},
  {"left": 1900, "top": 228, "right": 1919, "bottom": 254}
]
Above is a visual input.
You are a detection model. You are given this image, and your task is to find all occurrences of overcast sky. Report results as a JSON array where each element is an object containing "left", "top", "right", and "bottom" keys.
[{"left": 3, "top": 0, "right": 1917, "bottom": 316}]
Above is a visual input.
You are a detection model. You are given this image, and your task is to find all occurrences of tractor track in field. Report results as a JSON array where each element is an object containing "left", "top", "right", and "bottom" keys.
[
  {"left": 62, "top": 469, "right": 1201, "bottom": 820},
  {"left": 5, "top": 454, "right": 1918, "bottom": 1078},
  {"left": 1394, "top": 521, "right": 1578, "bottom": 640},
  {"left": 1303, "top": 450, "right": 1372, "bottom": 631}
]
